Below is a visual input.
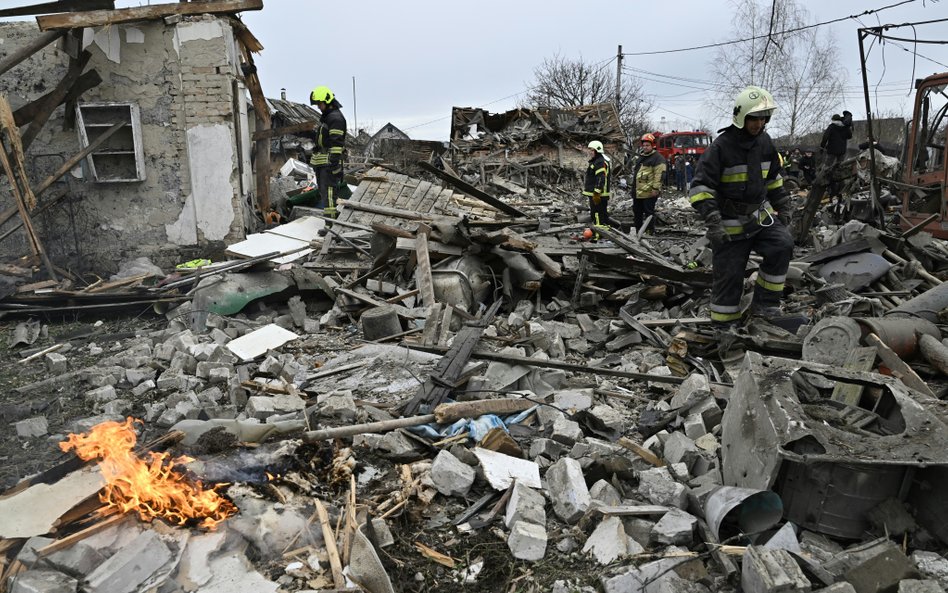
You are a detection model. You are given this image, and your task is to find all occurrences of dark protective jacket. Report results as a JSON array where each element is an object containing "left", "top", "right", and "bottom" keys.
[
  {"left": 583, "top": 153, "right": 610, "bottom": 197},
  {"left": 689, "top": 126, "right": 790, "bottom": 239},
  {"left": 820, "top": 121, "right": 852, "bottom": 156},
  {"left": 310, "top": 102, "right": 347, "bottom": 169}
]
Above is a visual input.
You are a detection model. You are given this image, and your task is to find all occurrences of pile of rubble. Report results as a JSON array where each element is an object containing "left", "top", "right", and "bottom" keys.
[{"left": 3, "top": 152, "right": 948, "bottom": 593}]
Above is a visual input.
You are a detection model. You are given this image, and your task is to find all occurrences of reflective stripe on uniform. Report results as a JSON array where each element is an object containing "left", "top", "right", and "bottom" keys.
[
  {"left": 766, "top": 174, "right": 784, "bottom": 190},
  {"left": 711, "top": 310, "right": 743, "bottom": 322},
  {"left": 328, "top": 129, "right": 345, "bottom": 135},
  {"left": 311, "top": 154, "right": 329, "bottom": 165},
  {"left": 720, "top": 165, "right": 748, "bottom": 183},
  {"left": 689, "top": 184, "right": 715, "bottom": 204},
  {"left": 756, "top": 270, "right": 786, "bottom": 292},
  {"left": 595, "top": 168, "right": 607, "bottom": 175},
  {"left": 329, "top": 147, "right": 344, "bottom": 154},
  {"left": 710, "top": 302, "right": 742, "bottom": 322}
]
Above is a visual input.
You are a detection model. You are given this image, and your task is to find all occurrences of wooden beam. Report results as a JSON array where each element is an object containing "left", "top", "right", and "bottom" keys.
[
  {"left": 414, "top": 224, "right": 436, "bottom": 308},
  {"left": 238, "top": 41, "right": 271, "bottom": 215},
  {"left": 21, "top": 51, "right": 90, "bottom": 150},
  {"left": 251, "top": 119, "right": 318, "bottom": 142},
  {"left": 416, "top": 161, "right": 528, "bottom": 218},
  {"left": 14, "top": 69, "right": 101, "bottom": 127},
  {"left": 36, "top": 0, "right": 263, "bottom": 30},
  {"left": 33, "top": 121, "right": 124, "bottom": 196},
  {"left": 0, "top": 31, "right": 64, "bottom": 78},
  {"left": 0, "top": 1, "right": 113, "bottom": 18}
]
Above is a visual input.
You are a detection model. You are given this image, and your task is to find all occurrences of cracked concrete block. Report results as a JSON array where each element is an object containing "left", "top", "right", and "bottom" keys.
[
  {"left": 638, "top": 467, "right": 688, "bottom": 509},
  {"left": 101, "top": 399, "right": 132, "bottom": 416},
  {"left": 85, "top": 530, "right": 172, "bottom": 593},
  {"left": 742, "top": 546, "right": 809, "bottom": 593},
  {"left": 188, "top": 343, "right": 222, "bottom": 362},
  {"left": 651, "top": 508, "right": 697, "bottom": 546},
  {"left": 588, "top": 404, "right": 625, "bottom": 433},
  {"left": 207, "top": 367, "right": 232, "bottom": 384},
  {"left": 287, "top": 295, "right": 307, "bottom": 328},
  {"left": 169, "top": 351, "right": 198, "bottom": 374},
  {"left": 83, "top": 371, "right": 118, "bottom": 388},
  {"left": 209, "top": 328, "right": 231, "bottom": 345},
  {"left": 131, "top": 379, "right": 156, "bottom": 396},
  {"left": 671, "top": 373, "right": 711, "bottom": 409},
  {"left": 197, "top": 387, "right": 224, "bottom": 404},
  {"left": 667, "top": 462, "right": 691, "bottom": 483},
  {"left": 553, "top": 388, "right": 594, "bottom": 412},
  {"left": 583, "top": 516, "right": 628, "bottom": 564},
  {"left": 529, "top": 438, "right": 569, "bottom": 461},
  {"left": 143, "top": 403, "right": 164, "bottom": 422},
  {"left": 589, "top": 479, "right": 622, "bottom": 506},
  {"left": 898, "top": 582, "right": 945, "bottom": 593},
  {"left": 845, "top": 544, "right": 920, "bottom": 593},
  {"left": 319, "top": 392, "right": 357, "bottom": 422},
  {"left": 361, "top": 306, "right": 402, "bottom": 341},
  {"left": 536, "top": 405, "right": 565, "bottom": 428},
  {"left": 912, "top": 551, "right": 948, "bottom": 589},
  {"left": 546, "top": 457, "right": 590, "bottom": 523},
  {"left": 156, "top": 371, "right": 188, "bottom": 392},
  {"left": 15, "top": 416, "right": 48, "bottom": 438},
  {"left": 156, "top": 407, "right": 185, "bottom": 428},
  {"left": 44, "top": 352, "right": 67, "bottom": 374},
  {"left": 15, "top": 537, "right": 54, "bottom": 568},
  {"left": 245, "top": 393, "right": 305, "bottom": 420},
  {"left": 505, "top": 481, "right": 546, "bottom": 528},
  {"left": 44, "top": 542, "right": 106, "bottom": 577},
  {"left": 570, "top": 437, "right": 621, "bottom": 459},
  {"left": 9, "top": 570, "right": 77, "bottom": 593},
  {"left": 85, "top": 385, "right": 117, "bottom": 404},
  {"left": 125, "top": 368, "right": 155, "bottom": 387},
  {"left": 691, "top": 397, "right": 723, "bottom": 429},
  {"left": 812, "top": 585, "right": 856, "bottom": 593},
  {"left": 683, "top": 413, "right": 707, "bottom": 439},
  {"left": 257, "top": 356, "right": 283, "bottom": 376},
  {"left": 154, "top": 342, "right": 175, "bottom": 362},
  {"left": 663, "top": 432, "right": 699, "bottom": 470},
  {"left": 551, "top": 414, "right": 584, "bottom": 446},
  {"left": 694, "top": 433, "right": 720, "bottom": 453},
  {"left": 507, "top": 520, "right": 547, "bottom": 561},
  {"left": 171, "top": 330, "right": 198, "bottom": 353},
  {"left": 623, "top": 517, "right": 655, "bottom": 548},
  {"left": 431, "top": 450, "right": 475, "bottom": 497}
]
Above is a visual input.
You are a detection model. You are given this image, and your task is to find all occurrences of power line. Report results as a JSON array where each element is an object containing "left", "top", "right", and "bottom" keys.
[{"left": 619, "top": 0, "right": 920, "bottom": 56}]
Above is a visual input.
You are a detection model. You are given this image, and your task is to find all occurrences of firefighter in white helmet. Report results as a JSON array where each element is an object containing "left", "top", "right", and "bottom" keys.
[
  {"left": 582, "top": 140, "right": 619, "bottom": 240},
  {"left": 689, "top": 86, "right": 794, "bottom": 332}
]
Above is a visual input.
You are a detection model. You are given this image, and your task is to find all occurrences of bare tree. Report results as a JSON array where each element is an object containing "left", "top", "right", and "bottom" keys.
[
  {"left": 524, "top": 53, "right": 653, "bottom": 139},
  {"left": 709, "top": 0, "right": 846, "bottom": 142}
]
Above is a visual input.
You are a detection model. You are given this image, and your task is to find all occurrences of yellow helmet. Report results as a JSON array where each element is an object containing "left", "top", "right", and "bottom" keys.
[
  {"left": 310, "top": 86, "right": 334, "bottom": 106},
  {"left": 732, "top": 86, "right": 777, "bottom": 128},
  {"left": 587, "top": 140, "right": 604, "bottom": 154}
]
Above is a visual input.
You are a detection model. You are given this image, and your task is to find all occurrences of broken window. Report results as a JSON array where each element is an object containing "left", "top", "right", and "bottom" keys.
[
  {"left": 912, "top": 83, "right": 947, "bottom": 176},
  {"left": 75, "top": 102, "right": 145, "bottom": 183}
]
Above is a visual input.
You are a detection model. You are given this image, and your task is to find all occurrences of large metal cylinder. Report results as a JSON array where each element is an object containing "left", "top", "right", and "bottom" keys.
[{"left": 889, "top": 281, "right": 948, "bottom": 323}]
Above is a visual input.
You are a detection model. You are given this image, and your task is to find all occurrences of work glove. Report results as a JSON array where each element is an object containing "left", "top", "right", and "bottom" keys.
[{"left": 704, "top": 211, "right": 728, "bottom": 250}]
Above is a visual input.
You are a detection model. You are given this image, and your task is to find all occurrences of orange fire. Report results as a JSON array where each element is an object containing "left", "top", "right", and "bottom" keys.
[{"left": 60, "top": 418, "right": 236, "bottom": 529}]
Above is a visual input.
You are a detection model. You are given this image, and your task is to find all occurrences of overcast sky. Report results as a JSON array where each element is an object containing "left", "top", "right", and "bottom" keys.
[{"left": 7, "top": 0, "right": 948, "bottom": 139}]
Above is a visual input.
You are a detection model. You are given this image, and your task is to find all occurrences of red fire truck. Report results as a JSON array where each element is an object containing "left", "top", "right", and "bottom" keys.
[{"left": 652, "top": 130, "right": 712, "bottom": 162}]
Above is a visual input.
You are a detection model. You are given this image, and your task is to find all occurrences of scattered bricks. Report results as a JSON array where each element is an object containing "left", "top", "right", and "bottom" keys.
[
  {"left": 169, "top": 351, "right": 198, "bottom": 374},
  {"left": 551, "top": 414, "right": 584, "bottom": 446},
  {"left": 741, "top": 546, "right": 810, "bottom": 593},
  {"left": 651, "top": 508, "right": 697, "bottom": 546},
  {"left": 588, "top": 404, "right": 625, "bottom": 433},
  {"left": 85, "top": 530, "right": 172, "bottom": 593},
  {"left": 156, "top": 407, "right": 185, "bottom": 428},
  {"left": 361, "top": 306, "right": 403, "bottom": 341},
  {"left": 319, "top": 392, "right": 357, "bottom": 422},
  {"left": 188, "top": 343, "right": 223, "bottom": 362},
  {"left": 245, "top": 393, "right": 305, "bottom": 420},
  {"left": 824, "top": 538, "right": 904, "bottom": 579},
  {"left": 15, "top": 536, "right": 54, "bottom": 568},
  {"left": 553, "top": 389, "right": 594, "bottom": 412},
  {"left": 694, "top": 433, "right": 720, "bottom": 453},
  {"left": 154, "top": 341, "right": 175, "bottom": 362},
  {"left": 912, "top": 551, "right": 948, "bottom": 589},
  {"left": 430, "top": 450, "right": 475, "bottom": 497},
  {"left": 570, "top": 437, "right": 621, "bottom": 459},
  {"left": 663, "top": 432, "right": 700, "bottom": 470},
  {"left": 156, "top": 371, "right": 188, "bottom": 392},
  {"left": 125, "top": 368, "right": 155, "bottom": 387},
  {"left": 691, "top": 397, "right": 723, "bottom": 429},
  {"left": 143, "top": 403, "right": 165, "bottom": 423},
  {"left": 101, "top": 400, "right": 132, "bottom": 416},
  {"left": 667, "top": 462, "right": 691, "bottom": 483},
  {"left": 369, "top": 518, "right": 395, "bottom": 548},
  {"left": 671, "top": 373, "right": 711, "bottom": 408},
  {"left": 898, "top": 582, "right": 944, "bottom": 593},
  {"left": 209, "top": 328, "right": 231, "bottom": 345},
  {"left": 536, "top": 405, "right": 565, "bottom": 428},
  {"left": 171, "top": 330, "right": 198, "bottom": 353},
  {"left": 623, "top": 517, "right": 655, "bottom": 548},
  {"left": 813, "top": 585, "right": 857, "bottom": 593},
  {"left": 258, "top": 356, "right": 284, "bottom": 376},
  {"left": 197, "top": 387, "right": 224, "bottom": 404},
  {"left": 505, "top": 481, "right": 546, "bottom": 528},
  {"left": 15, "top": 416, "right": 48, "bottom": 438},
  {"left": 546, "top": 457, "right": 591, "bottom": 523},
  {"left": 45, "top": 542, "right": 106, "bottom": 577},
  {"left": 84, "top": 385, "right": 117, "bottom": 405},
  {"left": 82, "top": 370, "right": 118, "bottom": 388},
  {"left": 507, "top": 520, "right": 547, "bottom": 561},
  {"left": 132, "top": 380, "right": 156, "bottom": 396},
  {"left": 207, "top": 367, "right": 232, "bottom": 384},
  {"left": 845, "top": 544, "right": 920, "bottom": 593},
  {"left": 637, "top": 467, "right": 688, "bottom": 509},
  {"left": 9, "top": 570, "right": 77, "bottom": 593},
  {"left": 45, "top": 352, "right": 67, "bottom": 374},
  {"left": 683, "top": 413, "right": 707, "bottom": 440},
  {"left": 589, "top": 479, "right": 622, "bottom": 506},
  {"left": 529, "top": 438, "right": 569, "bottom": 461},
  {"left": 583, "top": 516, "right": 628, "bottom": 565},
  {"left": 687, "top": 481, "right": 720, "bottom": 516}
]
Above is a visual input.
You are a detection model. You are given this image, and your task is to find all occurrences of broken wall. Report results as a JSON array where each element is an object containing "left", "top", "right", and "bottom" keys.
[{"left": 0, "top": 16, "right": 252, "bottom": 273}]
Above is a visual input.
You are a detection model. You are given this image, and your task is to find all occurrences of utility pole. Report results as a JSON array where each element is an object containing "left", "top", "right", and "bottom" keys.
[
  {"left": 352, "top": 76, "right": 358, "bottom": 135},
  {"left": 857, "top": 28, "right": 882, "bottom": 228},
  {"left": 615, "top": 45, "right": 623, "bottom": 110}
]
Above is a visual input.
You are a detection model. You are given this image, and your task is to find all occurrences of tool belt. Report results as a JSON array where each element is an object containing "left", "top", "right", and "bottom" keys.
[{"left": 720, "top": 199, "right": 765, "bottom": 217}]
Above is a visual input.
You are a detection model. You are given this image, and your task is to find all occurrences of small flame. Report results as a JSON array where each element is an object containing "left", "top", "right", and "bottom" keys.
[{"left": 60, "top": 418, "right": 236, "bottom": 529}]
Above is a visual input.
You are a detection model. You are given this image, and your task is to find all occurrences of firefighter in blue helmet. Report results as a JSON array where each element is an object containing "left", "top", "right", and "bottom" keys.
[
  {"left": 309, "top": 86, "right": 347, "bottom": 219},
  {"left": 689, "top": 86, "right": 794, "bottom": 331}
]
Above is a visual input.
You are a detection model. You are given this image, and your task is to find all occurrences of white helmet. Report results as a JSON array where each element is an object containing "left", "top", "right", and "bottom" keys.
[{"left": 587, "top": 140, "right": 604, "bottom": 154}]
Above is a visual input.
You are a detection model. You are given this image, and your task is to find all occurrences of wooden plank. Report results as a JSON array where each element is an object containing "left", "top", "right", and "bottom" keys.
[
  {"left": 437, "top": 305, "right": 453, "bottom": 347},
  {"left": 0, "top": 95, "right": 57, "bottom": 281},
  {"left": 251, "top": 119, "right": 318, "bottom": 141},
  {"left": 14, "top": 69, "right": 100, "bottom": 127},
  {"left": 340, "top": 200, "right": 434, "bottom": 222},
  {"left": 421, "top": 303, "right": 444, "bottom": 347},
  {"left": 238, "top": 40, "right": 270, "bottom": 215},
  {"left": 414, "top": 224, "right": 436, "bottom": 308},
  {"left": 830, "top": 347, "right": 877, "bottom": 406},
  {"left": 0, "top": 30, "right": 64, "bottom": 76},
  {"left": 314, "top": 500, "right": 345, "bottom": 589},
  {"left": 21, "top": 51, "right": 90, "bottom": 150},
  {"left": 33, "top": 121, "right": 123, "bottom": 196},
  {"left": 416, "top": 161, "right": 527, "bottom": 217},
  {"left": 864, "top": 332, "right": 935, "bottom": 397},
  {"left": 37, "top": 0, "right": 263, "bottom": 30},
  {"left": 0, "top": 0, "right": 112, "bottom": 18}
]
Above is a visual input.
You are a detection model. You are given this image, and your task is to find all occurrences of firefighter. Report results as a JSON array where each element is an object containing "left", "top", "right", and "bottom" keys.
[
  {"left": 819, "top": 110, "right": 853, "bottom": 199},
  {"left": 582, "top": 140, "right": 618, "bottom": 240},
  {"left": 689, "top": 86, "right": 794, "bottom": 331},
  {"left": 633, "top": 133, "right": 666, "bottom": 232},
  {"left": 309, "top": 86, "right": 347, "bottom": 219}
]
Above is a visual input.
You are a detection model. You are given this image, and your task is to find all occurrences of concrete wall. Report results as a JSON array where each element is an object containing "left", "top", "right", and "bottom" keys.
[{"left": 0, "top": 16, "right": 251, "bottom": 274}]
